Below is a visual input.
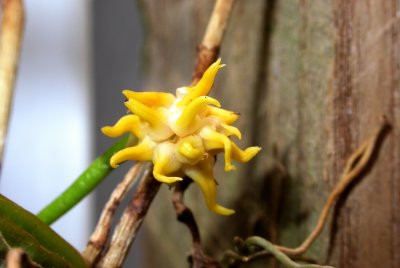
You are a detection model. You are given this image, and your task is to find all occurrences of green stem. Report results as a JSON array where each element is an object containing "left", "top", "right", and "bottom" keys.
[{"left": 37, "top": 136, "right": 131, "bottom": 225}]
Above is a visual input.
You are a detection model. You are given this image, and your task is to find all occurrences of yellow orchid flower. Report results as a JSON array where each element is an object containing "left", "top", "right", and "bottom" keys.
[{"left": 102, "top": 59, "right": 261, "bottom": 215}]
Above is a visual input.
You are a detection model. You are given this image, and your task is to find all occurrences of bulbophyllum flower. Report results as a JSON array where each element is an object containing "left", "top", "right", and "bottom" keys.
[{"left": 102, "top": 59, "right": 261, "bottom": 215}]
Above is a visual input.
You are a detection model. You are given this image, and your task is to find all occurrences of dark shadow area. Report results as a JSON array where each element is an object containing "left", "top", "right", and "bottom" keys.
[
  {"left": 188, "top": 1, "right": 281, "bottom": 266},
  {"left": 92, "top": 0, "right": 144, "bottom": 267}
]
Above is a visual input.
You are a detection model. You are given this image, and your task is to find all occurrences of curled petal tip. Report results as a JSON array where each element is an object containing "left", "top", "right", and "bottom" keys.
[
  {"left": 214, "top": 58, "right": 225, "bottom": 69},
  {"left": 247, "top": 146, "right": 262, "bottom": 159},
  {"left": 109, "top": 157, "right": 120, "bottom": 168},
  {"left": 178, "top": 59, "right": 224, "bottom": 106},
  {"left": 153, "top": 171, "right": 183, "bottom": 184},
  {"left": 101, "top": 115, "right": 143, "bottom": 138},
  {"left": 109, "top": 143, "right": 153, "bottom": 169},
  {"left": 241, "top": 146, "right": 261, "bottom": 162},
  {"left": 231, "top": 144, "right": 262, "bottom": 163},
  {"left": 204, "top": 96, "right": 221, "bottom": 107},
  {"left": 225, "top": 164, "right": 236, "bottom": 172},
  {"left": 122, "top": 89, "right": 133, "bottom": 97},
  {"left": 221, "top": 123, "right": 241, "bottom": 139},
  {"left": 207, "top": 106, "right": 239, "bottom": 124},
  {"left": 212, "top": 205, "right": 235, "bottom": 216},
  {"left": 101, "top": 126, "right": 111, "bottom": 136}
]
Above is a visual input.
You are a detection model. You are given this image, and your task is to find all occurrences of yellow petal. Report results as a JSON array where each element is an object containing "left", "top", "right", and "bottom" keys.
[
  {"left": 201, "top": 127, "right": 235, "bottom": 171},
  {"left": 109, "top": 139, "right": 153, "bottom": 168},
  {"left": 184, "top": 160, "right": 234, "bottom": 216},
  {"left": 176, "top": 135, "right": 205, "bottom": 165},
  {"left": 177, "top": 142, "right": 202, "bottom": 160},
  {"left": 125, "top": 99, "right": 173, "bottom": 141},
  {"left": 125, "top": 99, "right": 166, "bottom": 127},
  {"left": 220, "top": 123, "right": 242, "bottom": 140},
  {"left": 202, "top": 139, "right": 221, "bottom": 151},
  {"left": 178, "top": 58, "right": 224, "bottom": 106},
  {"left": 207, "top": 106, "right": 239, "bottom": 124},
  {"left": 101, "top": 114, "right": 144, "bottom": 139},
  {"left": 173, "top": 96, "right": 221, "bottom": 137},
  {"left": 231, "top": 142, "right": 261, "bottom": 162},
  {"left": 153, "top": 143, "right": 183, "bottom": 184},
  {"left": 153, "top": 171, "right": 183, "bottom": 184},
  {"left": 122, "top": 90, "right": 175, "bottom": 107}
]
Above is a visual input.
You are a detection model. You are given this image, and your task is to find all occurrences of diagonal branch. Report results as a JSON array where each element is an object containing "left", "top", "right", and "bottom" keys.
[
  {"left": 192, "top": 0, "right": 236, "bottom": 84},
  {"left": 82, "top": 162, "right": 146, "bottom": 266},
  {"left": 96, "top": 166, "right": 160, "bottom": 268}
]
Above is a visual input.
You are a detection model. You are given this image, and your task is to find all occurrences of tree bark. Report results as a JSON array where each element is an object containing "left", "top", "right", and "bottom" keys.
[{"left": 139, "top": 1, "right": 400, "bottom": 267}]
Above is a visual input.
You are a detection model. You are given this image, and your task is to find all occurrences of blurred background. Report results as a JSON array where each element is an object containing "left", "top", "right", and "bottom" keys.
[
  {"left": 1, "top": 1, "right": 143, "bottom": 267},
  {"left": 1, "top": 1, "right": 397, "bottom": 268}
]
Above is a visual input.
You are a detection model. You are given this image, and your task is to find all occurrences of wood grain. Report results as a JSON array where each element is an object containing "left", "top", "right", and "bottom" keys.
[
  {"left": 139, "top": 0, "right": 400, "bottom": 267},
  {"left": 329, "top": 1, "right": 400, "bottom": 267}
]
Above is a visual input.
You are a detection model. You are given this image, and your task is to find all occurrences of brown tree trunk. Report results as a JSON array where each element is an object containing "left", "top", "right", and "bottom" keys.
[{"left": 139, "top": 1, "right": 400, "bottom": 267}]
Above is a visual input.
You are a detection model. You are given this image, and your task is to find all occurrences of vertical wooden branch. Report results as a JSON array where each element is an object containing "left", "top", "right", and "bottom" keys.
[
  {"left": 0, "top": 0, "right": 24, "bottom": 169},
  {"left": 192, "top": 0, "right": 236, "bottom": 84}
]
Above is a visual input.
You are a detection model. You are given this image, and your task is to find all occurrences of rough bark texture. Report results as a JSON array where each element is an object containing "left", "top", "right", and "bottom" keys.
[{"left": 139, "top": 1, "right": 400, "bottom": 267}]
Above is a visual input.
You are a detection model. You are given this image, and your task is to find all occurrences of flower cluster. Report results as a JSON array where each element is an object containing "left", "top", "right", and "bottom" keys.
[{"left": 102, "top": 59, "right": 260, "bottom": 215}]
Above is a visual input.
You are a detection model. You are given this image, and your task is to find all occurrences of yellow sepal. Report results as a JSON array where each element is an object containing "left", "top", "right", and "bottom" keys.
[
  {"left": 153, "top": 143, "right": 183, "bottom": 184},
  {"left": 125, "top": 99, "right": 166, "bottom": 127},
  {"left": 125, "top": 99, "right": 173, "bottom": 141},
  {"left": 201, "top": 127, "right": 235, "bottom": 171},
  {"left": 175, "top": 135, "right": 205, "bottom": 165},
  {"left": 123, "top": 90, "right": 175, "bottom": 107},
  {"left": 101, "top": 114, "right": 144, "bottom": 139},
  {"left": 231, "top": 143, "right": 261, "bottom": 162},
  {"left": 184, "top": 159, "right": 234, "bottom": 216},
  {"left": 178, "top": 58, "right": 224, "bottom": 107},
  {"left": 109, "top": 139, "right": 154, "bottom": 168},
  {"left": 173, "top": 96, "right": 221, "bottom": 137},
  {"left": 220, "top": 123, "right": 242, "bottom": 140},
  {"left": 207, "top": 106, "right": 239, "bottom": 124}
]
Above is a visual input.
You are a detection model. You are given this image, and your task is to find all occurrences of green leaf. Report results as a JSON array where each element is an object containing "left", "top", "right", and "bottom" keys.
[{"left": 0, "top": 194, "right": 87, "bottom": 267}]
